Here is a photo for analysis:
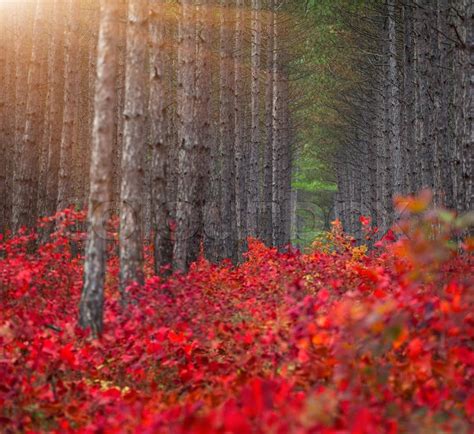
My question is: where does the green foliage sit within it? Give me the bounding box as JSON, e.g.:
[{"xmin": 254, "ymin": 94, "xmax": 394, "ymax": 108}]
[{"xmin": 288, "ymin": 0, "xmax": 360, "ymax": 243}]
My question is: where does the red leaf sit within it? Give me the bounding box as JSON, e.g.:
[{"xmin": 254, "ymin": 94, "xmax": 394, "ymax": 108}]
[{"xmin": 408, "ymin": 338, "xmax": 423, "ymax": 359}]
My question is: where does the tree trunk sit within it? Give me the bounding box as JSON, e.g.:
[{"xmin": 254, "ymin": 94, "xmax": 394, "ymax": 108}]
[
  {"xmin": 57, "ymin": 0, "xmax": 80, "ymax": 211},
  {"xmin": 12, "ymin": 0, "xmax": 48, "ymax": 231},
  {"xmin": 173, "ymin": 0, "xmax": 198, "ymax": 270},
  {"xmin": 402, "ymin": 1, "xmax": 417, "ymax": 195},
  {"xmin": 80, "ymin": 0, "xmax": 119, "ymax": 337},
  {"xmin": 150, "ymin": 0, "xmax": 173, "ymax": 273},
  {"xmin": 248, "ymin": 0, "xmax": 261, "ymax": 238},
  {"xmin": 41, "ymin": 0, "xmax": 65, "ymax": 218},
  {"xmin": 119, "ymin": 0, "xmax": 148, "ymax": 292},
  {"xmin": 272, "ymin": 4, "xmax": 289, "ymax": 247},
  {"xmin": 259, "ymin": 0, "xmax": 273, "ymax": 245},
  {"xmin": 14, "ymin": 3, "xmax": 34, "ymax": 170},
  {"xmin": 0, "ymin": 6, "xmax": 9, "ymax": 232},
  {"xmin": 387, "ymin": 0, "xmax": 402, "ymax": 196},
  {"xmin": 195, "ymin": 0, "xmax": 212, "ymax": 260},
  {"xmin": 113, "ymin": 3, "xmax": 127, "ymax": 214},
  {"xmin": 219, "ymin": 0, "xmax": 237, "ymax": 261},
  {"xmin": 234, "ymin": 0, "xmax": 247, "ymax": 257}
]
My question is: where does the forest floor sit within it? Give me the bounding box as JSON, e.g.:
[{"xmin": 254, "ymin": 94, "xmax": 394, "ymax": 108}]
[{"xmin": 0, "ymin": 196, "xmax": 473, "ymax": 433}]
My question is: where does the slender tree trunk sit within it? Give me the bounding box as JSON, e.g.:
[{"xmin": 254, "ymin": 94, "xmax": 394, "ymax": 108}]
[
  {"xmin": 466, "ymin": 1, "xmax": 474, "ymax": 214},
  {"xmin": 80, "ymin": 0, "xmax": 119, "ymax": 336},
  {"xmin": 150, "ymin": 0, "xmax": 173, "ymax": 273},
  {"xmin": 387, "ymin": 0, "xmax": 402, "ymax": 196},
  {"xmin": 57, "ymin": 0, "xmax": 80, "ymax": 211},
  {"xmin": 403, "ymin": 1, "xmax": 417, "ymax": 195},
  {"xmin": 415, "ymin": 2, "xmax": 434, "ymax": 190},
  {"xmin": 14, "ymin": 4, "xmax": 34, "ymax": 169},
  {"xmin": 12, "ymin": 0, "xmax": 48, "ymax": 231},
  {"xmin": 204, "ymin": 2, "xmax": 222, "ymax": 262},
  {"xmin": 219, "ymin": 0, "xmax": 237, "ymax": 261},
  {"xmin": 248, "ymin": 0, "xmax": 261, "ymax": 238},
  {"xmin": 173, "ymin": 0, "xmax": 198, "ymax": 270},
  {"xmin": 260, "ymin": 0, "xmax": 273, "ymax": 245},
  {"xmin": 85, "ymin": 0, "xmax": 100, "ymax": 204},
  {"xmin": 196, "ymin": 0, "xmax": 212, "ymax": 260},
  {"xmin": 281, "ymin": 68, "xmax": 292, "ymax": 245},
  {"xmin": 433, "ymin": 0, "xmax": 449, "ymax": 206},
  {"xmin": 234, "ymin": 0, "xmax": 247, "ymax": 257},
  {"xmin": 119, "ymin": 0, "xmax": 148, "ymax": 292},
  {"xmin": 42, "ymin": 0, "xmax": 65, "ymax": 218},
  {"xmin": 4, "ymin": 10, "xmax": 16, "ymax": 232},
  {"xmin": 272, "ymin": 4, "xmax": 289, "ymax": 247},
  {"xmin": 0, "ymin": 6, "xmax": 8, "ymax": 232},
  {"xmin": 113, "ymin": 1, "xmax": 127, "ymax": 212}
]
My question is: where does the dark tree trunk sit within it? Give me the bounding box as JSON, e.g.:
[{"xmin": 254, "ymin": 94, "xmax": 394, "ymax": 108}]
[
  {"xmin": 248, "ymin": 0, "xmax": 261, "ymax": 239},
  {"xmin": 150, "ymin": 0, "xmax": 173, "ymax": 273},
  {"xmin": 173, "ymin": 0, "xmax": 199, "ymax": 270},
  {"xmin": 219, "ymin": 0, "xmax": 237, "ymax": 261},
  {"xmin": 259, "ymin": 0, "xmax": 274, "ymax": 245}
]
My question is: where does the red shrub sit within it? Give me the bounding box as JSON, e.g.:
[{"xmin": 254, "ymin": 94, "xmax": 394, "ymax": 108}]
[{"xmin": 0, "ymin": 200, "xmax": 473, "ymax": 433}]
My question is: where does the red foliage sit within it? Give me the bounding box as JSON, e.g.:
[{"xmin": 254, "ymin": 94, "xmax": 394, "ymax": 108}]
[{"xmin": 0, "ymin": 203, "xmax": 473, "ymax": 433}]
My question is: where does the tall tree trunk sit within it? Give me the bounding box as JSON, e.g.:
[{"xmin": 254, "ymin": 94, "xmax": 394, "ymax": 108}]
[
  {"xmin": 248, "ymin": 0, "xmax": 261, "ymax": 238},
  {"xmin": 415, "ymin": 1, "xmax": 434, "ymax": 191},
  {"xmin": 436, "ymin": 0, "xmax": 450, "ymax": 207},
  {"xmin": 234, "ymin": 0, "xmax": 247, "ymax": 257},
  {"xmin": 12, "ymin": 0, "xmax": 47, "ymax": 231},
  {"xmin": 204, "ymin": 1, "xmax": 222, "ymax": 263},
  {"xmin": 260, "ymin": 0, "xmax": 273, "ymax": 245},
  {"xmin": 80, "ymin": 0, "xmax": 119, "ymax": 336},
  {"xmin": 85, "ymin": 0, "xmax": 100, "ymax": 204},
  {"xmin": 57, "ymin": 0, "xmax": 80, "ymax": 211},
  {"xmin": 173, "ymin": 0, "xmax": 198, "ymax": 270},
  {"xmin": 196, "ymin": 0, "xmax": 212, "ymax": 260},
  {"xmin": 219, "ymin": 0, "xmax": 237, "ymax": 261},
  {"xmin": 119, "ymin": 0, "xmax": 148, "ymax": 292},
  {"xmin": 113, "ymin": 2, "xmax": 127, "ymax": 214},
  {"xmin": 150, "ymin": 0, "xmax": 173, "ymax": 273},
  {"xmin": 466, "ymin": 1, "xmax": 474, "ymax": 214},
  {"xmin": 42, "ymin": 0, "xmax": 65, "ymax": 218},
  {"xmin": 402, "ymin": 1, "xmax": 417, "ymax": 195},
  {"xmin": 272, "ymin": 3, "xmax": 290, "ymax": 247},
  {"xmin": 4, "ymin": 9, "xmax": 16, "ymax": 232},
  {"xmin": 14, "ymin": 4, "xmax": 34, "ymax": 169},
  {"xmin": 387, "ymin": 0, "xmax": 402, "ymax": 196},
  {"xmin": 0, "ymin": 5, "xmax": 8, "ymax": 232}
]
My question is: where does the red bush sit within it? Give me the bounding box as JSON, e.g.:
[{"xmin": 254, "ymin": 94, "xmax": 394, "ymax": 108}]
[{"xmin": 0, "ymin": 200, "xmax": 473, "ymax": 433}]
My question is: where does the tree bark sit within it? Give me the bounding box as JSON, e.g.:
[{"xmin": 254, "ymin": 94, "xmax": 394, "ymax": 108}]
[
  {"xmin": 173, "ymin": 0, "xmax": 199, "ymax": 270},
  {"xmin": 248, "ymin": 0, "xmax": 261, "ymax": 238},
  {"xmin": 150, "ymin": 0, "xmax": 173, "ymax": 273},
  {"xmin": 41, "ymin": 0, "xmax": 65, "ymax": 218},
  {"xmin": 57, "ymin": 0, "xmax": 80, "ymax": 211},
  {"xmin": 80, "ymin": 0, "xmax": 119, "ymax": 336},
  {"xmin": 387, "ymin": 0, "xmax": 402, "ymax": 196},
  {"xmin": 234, "ymin": 0, "xmax": 247, "ymax": 257},
  {"xmin": 12, "ymin": 0, "xmax": 48, "ymax": 231},
  {"xmin": 195, "ymin": 0, "xmax": 212, "ymax": 261},
  {"xmin": 219, "ymin": 0, "xmax": 237, "ymax": 261},
  {"xmin": 272, "ymin": 4, "xmax": 291, "ymax": 247},
  {"xmin": 259, "ymin": 0, "xmax": 273, "ymax": 245},
  {"xmin": 119, "ymin": 0, "xmax": 148, "ymax": 292},
  {"xmin": 0, "ymin": 5, "xmax": 9, "ymax": 232}
]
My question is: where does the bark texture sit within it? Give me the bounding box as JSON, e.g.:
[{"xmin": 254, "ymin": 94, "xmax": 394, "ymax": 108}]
[
  {"xmin": 80, "ymin": 0, "xmax": 119, "ymax": 336},
  {"xmin": 119, "ymin": 0, "xmax": 148, "ymax": 292}
]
